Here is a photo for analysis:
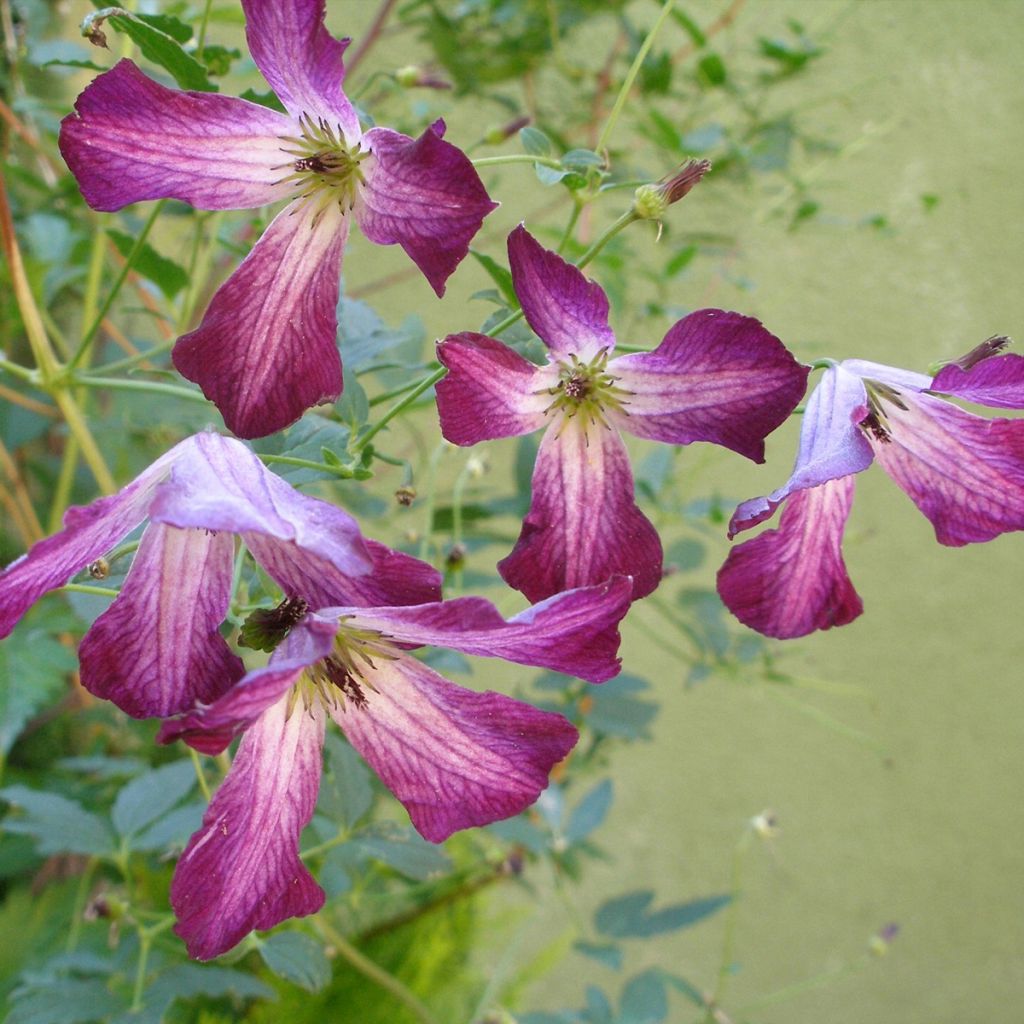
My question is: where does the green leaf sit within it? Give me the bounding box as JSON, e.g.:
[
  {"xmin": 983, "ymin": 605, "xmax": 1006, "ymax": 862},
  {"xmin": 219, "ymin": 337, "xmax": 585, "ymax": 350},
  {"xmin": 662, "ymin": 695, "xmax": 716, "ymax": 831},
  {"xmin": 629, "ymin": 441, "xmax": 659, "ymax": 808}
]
[
  {"xmin": 107, "ymin": 230, "xmax": 189, "ymax": 300},
  {"xmin": 319, "ymin": 733, "xmax": 372, "ymax": 830},
  {"xmin": 107, "ymin": 14, "xmax": 216, "ymax": 92},
  {"xmin": 134, "ymin": 12, "xmax": 193, "ymax": 43},
  {"xmin": 565, "ymin": 779, "xmax": 613, "ymax": 843},
  {"xmin": 7, "ymin": 978, "xmax": 125, "ymax": 1024},
  {"xmin": 469, "ymin": 249, "xmax": 519, "ymax": 309},
  {"xmin": 353, "ymin": 826, "xmax": 452, "ymax": 880},
  {"xmin": 336, "ymin": 365, "xmax": 369, "ymax": 429},
  {"xmin": 594, "ymin": 891, "xmax": 729, "ymax": 938},
  {"xmin": 519, "ymin": 125, "xmax": 553, "ymax": 156},
  {"xmin": 670, "ymin": 9, "xmax": 706, "ymax": 47},
  {"xmin": 696, "ymin": 52, "xmax": 728, "ymax": 87},
  {"xmin": 619, "ymin": 969, "xmax": 668, "ymax": 1024},
  {"xmin": 0, "ymin": 786, "xmax": 114, "ymax": 856},
  {"xmin": 132, "ymin": 800, "xmax": 204, "ymax": 851},
  {"xmin": 120, "ymin": 963, "xmax": 274, "ymax": 1024},
  {"xmin": 574, "ymin": 940, "xmax": 623, "ymax": 970},
  {"xmin": 259, "ymin": 932, "xmax": 331, "ymax": 993},
  {"xmin": 197, "ymin": 44, "xmax": 242, "ymax": 76},
  {"xmin": 111, "ymin": 760, "xmax": 196, "ymax": 839}
]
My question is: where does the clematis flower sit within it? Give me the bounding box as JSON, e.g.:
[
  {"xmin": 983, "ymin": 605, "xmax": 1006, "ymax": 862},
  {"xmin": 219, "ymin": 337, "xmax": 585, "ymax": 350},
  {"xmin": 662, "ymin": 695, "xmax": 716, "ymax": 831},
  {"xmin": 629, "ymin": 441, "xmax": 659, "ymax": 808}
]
[
  {"xmin": 0, "ymin": 431, "xmax": 439, "ymax": 718},
  {"xmin": 157, "ymin": 576, "xmax": 632, "ymax": 959},
  {"xmin": 58, "ymin": 0, "xmax": 496, "ymax": 439},
  {"xmin": 717, "ymin": 339, "xmax": 1024, "ymax": 639},
  {"xmin": 435, "ymin": 226, "xmax": 808, "ymax": 603}
]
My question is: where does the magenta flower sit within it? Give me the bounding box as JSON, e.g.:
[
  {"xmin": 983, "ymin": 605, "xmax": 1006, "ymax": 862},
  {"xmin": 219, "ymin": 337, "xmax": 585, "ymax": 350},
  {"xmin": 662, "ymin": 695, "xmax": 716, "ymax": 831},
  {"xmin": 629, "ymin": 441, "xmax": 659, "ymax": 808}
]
[
  {"xmin": 58, "ymin": 0, "xmax": 496, "ymax": 438},
  {"xmin": 157, "ymin": 576, "xmax": 632, "ymax": 959},
  {"xmin": 435, "ymin": 226, "xmax": 809, "ymax": 603},
  {"xmin": 0, "ymin": 432, "xmax": 438, "ymax": 718},
  {"xmin": 717, "ymin": 342, "xmax": 1024, "ymax": 639}
]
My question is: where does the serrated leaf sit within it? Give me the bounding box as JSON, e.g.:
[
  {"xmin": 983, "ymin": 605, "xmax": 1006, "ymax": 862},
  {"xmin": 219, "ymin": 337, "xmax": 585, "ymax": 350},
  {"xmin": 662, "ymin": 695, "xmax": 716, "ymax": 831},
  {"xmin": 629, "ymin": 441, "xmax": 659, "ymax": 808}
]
[
  {"xmin": 108, "ymin": 14, "xmax": 216, "ymax": 92},
  {"xmin": 259, "ymin": 932, "xmax": 331, "ymax": 993},
  {"xmin": 565, "ymin": 779, "xmax": 613, "ymax": 844},
  {"xmin": 117, "ymin": 963, "xmax": 274, "ymax": 1024},
  {"xmin": 594, "ymin": 891, "xmax": 730, "ymax": 939},
  {"xmin": 7, "ymin": 978, "xmax": 125, "ymax": 1024},
  {"xmin": 0, "ymin": 786, "xmax": 114, "ymax": 856},
  {"xmin": 519, "ymin": 125, "xmax": 553, "ymax": 156},
  {"xmin": 469, "ymin": 249, "xmax": 519, "ymax": 309},
  {"xmin": 108, "ymin": 230, "xmax": 189, "ymax": 300},
  {"xmin": 111, "ymin": 760, "xmax": 195, "ymax": 839}
]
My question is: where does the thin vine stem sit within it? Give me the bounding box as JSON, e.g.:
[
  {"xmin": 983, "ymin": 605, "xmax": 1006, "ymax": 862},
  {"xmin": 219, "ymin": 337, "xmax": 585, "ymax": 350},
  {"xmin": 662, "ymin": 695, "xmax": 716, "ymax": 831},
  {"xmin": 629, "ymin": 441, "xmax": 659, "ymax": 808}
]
[{"xmin": 472, "ymin": 153, "xmax": 564, "ymax": 170}]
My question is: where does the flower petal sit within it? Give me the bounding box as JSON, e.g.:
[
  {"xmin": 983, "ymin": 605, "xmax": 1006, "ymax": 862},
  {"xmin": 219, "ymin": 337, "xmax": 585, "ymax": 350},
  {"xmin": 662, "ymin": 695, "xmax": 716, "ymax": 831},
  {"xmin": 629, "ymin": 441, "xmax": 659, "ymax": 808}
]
[
  {"xmin": 58, "ymin": 60, "xmax": 294, "ymax": 212},
  {"xmin": 607, "ymin": 309, "xmax": 808, "ymax": 460},
  {"xmin": 728, "ymin": 364, "xmax": 874, "ymax": 536},
  {"xmin": 158, "ymin": 615, "xmax": 337, "ymax": 755},
  {"xmin": 148, "ymin": 433, "xmax": 373, "ymax": 581},
  {"xmin": 498, "ymin": 419, "xmax": 663, "ymax": 602},
  {"xmin": 931, "ymin": 352, "xmax": 1024, "ymax": 409},
  {"xmin": 435, "ymin": 332, "xmax": 550, "ymax": 444},
  {"xmin": 241, "ymin": 0, "xmax": 360, "ymax": 139},
  {"xmin": 171, "ymin": 694, "xmax": 326, "ymax": 959},
  {"xmin": 333, "ymin": 576, "xmax": 632, "ymax": 685},
  {"xmin": 870, "ymin": 391, "xmax": 1024, "ymax": 545},
  {"xmin": 79, "ymin": 524, "xmax": 243, "ymax": 718},
  {"xmin": 172, "ymin": 203, "xmax": 347, "ymax": 439},
  {"xmin": 357, "ymin": 123, "xmax": 497, "ymax": 296},
  {"xmin": 506, "ymin": 225, "xmax": 615, "ymax": 360},
  {"xmin": 717, "ymin": 476, "xmax": 862, "ymax": 639},
  {"xmin": 330, "ymin": 655, "xmax": 578, "ymax": 842},
  {"xmin": 0, "ymin": 444, "xmax": 181, "ymax": 639}
]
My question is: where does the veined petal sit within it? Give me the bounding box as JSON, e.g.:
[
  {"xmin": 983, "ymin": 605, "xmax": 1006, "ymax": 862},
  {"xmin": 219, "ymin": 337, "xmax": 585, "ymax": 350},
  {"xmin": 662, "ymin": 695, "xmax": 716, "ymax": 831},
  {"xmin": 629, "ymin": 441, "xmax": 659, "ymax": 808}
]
[
  {"xmin": 158, "ymin": 615, "xmax": 337, "ymax": 755},
  {"xmin": 172, "ymin": 203, "xmax": 347, "ymax": 439},
  {"xmin": 79, "ymin": 524, "xmax": 242, "ymax": 718},
  {"xmin": 330, "ymin": 655, "xmax": 578, "ymax": 842},
  {"xmin": 435, "ymin": 332, "xmax": 550, "ymax": 444},
  {"xmin": 870, "ymin": 392, "xmax": 1024, "ymax": 545},
  {"xmin": 499, "ymin": 419, "xmax": 662, "ymax": 602},
  {"xmin": 717, "ymin": 476, "xmax": 862, "ymax": 639},
  {"xmin": 357, "ymin": 123, "xmax": 497, "ymax": 297},
  {"xmin": 729, "ymin": 364, "xmax": 874, "ymax": 536},
  {"xmin": 332, "ymin": 576, "xmax": 632, "ymax": 685},
  {"xmin": 931, "ymin": 353, "xmax": 1024, "ymax": 409},
  {"xmin": 0, "ymin": 443, "xmax": 182, "ymax": 639},
  {"xmin": 149, "ymin": 433, "xmax": 372, "ymax": 580},
  {"xmin": 841, "ymin": 359, "xmax": 931, "ymax": 393},
  {"xmin": 507, "ymin": 225, "xmax": 615, "ymax": 360},
  {"xmin": 241, "ymin": 0, "xmax": 360, "ymax": 140},
  {"xmin": 171, "ymin": 694, "xmax": 326, "ymax": 960},
  {"xmin": 58, "ymin": 60, "xmax": 294, "ymax": 212},
  {"xmin": 607, "ymin": 309, "xmax": 808, "ymax": 460}
]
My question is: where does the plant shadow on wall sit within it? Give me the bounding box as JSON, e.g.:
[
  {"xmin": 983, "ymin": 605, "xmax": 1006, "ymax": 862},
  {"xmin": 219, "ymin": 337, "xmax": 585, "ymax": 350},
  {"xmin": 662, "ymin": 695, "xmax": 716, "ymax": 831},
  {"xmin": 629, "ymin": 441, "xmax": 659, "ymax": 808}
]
[{"xmin": 1, "ymin": 2, "xmax": 1020, "ymax": 1023}]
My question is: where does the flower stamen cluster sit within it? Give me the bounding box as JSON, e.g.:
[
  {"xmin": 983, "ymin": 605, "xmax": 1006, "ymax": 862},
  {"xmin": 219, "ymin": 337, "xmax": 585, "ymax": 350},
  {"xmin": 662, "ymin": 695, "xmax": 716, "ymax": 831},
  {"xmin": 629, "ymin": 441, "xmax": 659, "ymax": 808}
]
[
  {"xmin": 542, "ymin": 350, "xmax": 632, "ymax": 431},
  {"xmin": 303, "ymin": 622, "xmax": 396, "ymax": 714},
  {"xmin": 859, "ymin": 379, "xmax": 908, "ymax": 443}
]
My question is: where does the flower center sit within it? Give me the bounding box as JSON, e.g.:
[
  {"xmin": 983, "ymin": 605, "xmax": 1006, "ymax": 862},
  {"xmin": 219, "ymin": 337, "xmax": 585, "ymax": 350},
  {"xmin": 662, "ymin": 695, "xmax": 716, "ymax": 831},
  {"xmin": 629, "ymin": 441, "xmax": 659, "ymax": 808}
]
[
  {"xmin": 858, "ymin": 379, "xmax": 908, "ymax": 444},
  {"xmin": 541, "ymin": 350, "xmax": 631, "ymax": 429},
  {"xmin": 275, "ymin": 114, "xmax": 369, "ymax": 224}
]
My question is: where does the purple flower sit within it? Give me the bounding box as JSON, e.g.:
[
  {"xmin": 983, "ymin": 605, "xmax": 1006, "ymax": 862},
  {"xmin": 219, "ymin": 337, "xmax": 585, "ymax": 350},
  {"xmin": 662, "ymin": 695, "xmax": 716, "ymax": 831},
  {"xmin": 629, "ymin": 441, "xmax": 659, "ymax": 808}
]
[
  {"xmin": 58, "ymin": 0, "xmax": 497, "ymax": 439},
  {"xmin": 435, "ymin": 226, "xmax": 809, "ymax": 603},
  {"xmin": 717, "ymin": 343, "xmax": 1024, "ymax": 638},
  {"xmin": 0, "ymin": 432, "xmax": 438, "ymax": 717},
  {"xmin": 157, "ymin": 576, "xmax": 632, "ymax": 959}
]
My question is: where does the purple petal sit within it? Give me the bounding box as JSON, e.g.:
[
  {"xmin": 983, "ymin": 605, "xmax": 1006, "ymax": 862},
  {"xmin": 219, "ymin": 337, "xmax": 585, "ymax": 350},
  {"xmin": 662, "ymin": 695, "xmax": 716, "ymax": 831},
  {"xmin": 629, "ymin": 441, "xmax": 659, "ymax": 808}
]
[
  {"xmin": 0, "ymin": 444, "xmax": 181, "ymax": 639},
  {"xmin": 171, "ymin": 695, "xmax": 326, "ymax": 959},
  {"xmin": 172, "ymin": 203, "xmax": 347, "ymax": 439},
  {"xmin": 841, "ymin": 359, "xmax": 931, "ymax": 393},
  {"xmin": 870, "ymin": 391, "xmax": 1024, "ymax": 545},
  {"xmin": 506, "ymin": 225, "xmax": 615, "ymax": 360},
  {"xmin": 931, "ymin": 353, "xmax": 1024, "ymax": 409},
  {"xmin": 79, "ymin": 524, "xmax": 243, "ymax": 719},
  {"xmin": 58, "ymin": 60, "xmax": 293, "ymax": 212},
  {"xmin": 499, "ymin": 419, "xmax": 663, "ymax": 603},
  {"xmin": 158, "ymin": 616, "xmax": 337, "ymax": 755},
  {"xmin": 333, "ymin": 576, "xmax": 632, "ymax": 684},
  {"xmin": 330, "ymin": 655, "xmax": 578, "ymax": 842},
  {"xmin": 357, "ymin": 123, "xmax": 497, "ymax": 296},
  {"xmin": 435, "ymin": 332, "xmax": 550, "ymax": 444},
  {"xmin": 728, "ymin": 364, "xmax": 875, "ymax": 536},
  {"xmin": 241, "ymin": 0, "xmax": 360, "ymax": 140},
  {"xmin": 717, "ymin": 476, "xmax": 863, "ymax": 639},
  {"xmin": 607, "ymin": 309, "xmax": 809, "ymax": 460}
]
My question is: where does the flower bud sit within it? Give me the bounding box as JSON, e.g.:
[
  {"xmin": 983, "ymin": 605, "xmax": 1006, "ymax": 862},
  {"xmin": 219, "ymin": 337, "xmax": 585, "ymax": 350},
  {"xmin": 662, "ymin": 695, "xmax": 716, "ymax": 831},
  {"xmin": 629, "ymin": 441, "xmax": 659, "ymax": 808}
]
[
  {"xmin": 394, "ymin": 65, "xmax": 451, "ymax": 90},
  {"xmin": 633, "ymin": 159, "xmax": 712, "ymax": 220},
  {"xmin": 484, "ymin": 116, "xmax": 531, "ymax": 147},
  {"xmin": 395, "ymin": 485, "xmax": 416, "ymax": 507},
  {"xmin": 869, "ymin": 922, "xmax": 900, "ymax": 956}
]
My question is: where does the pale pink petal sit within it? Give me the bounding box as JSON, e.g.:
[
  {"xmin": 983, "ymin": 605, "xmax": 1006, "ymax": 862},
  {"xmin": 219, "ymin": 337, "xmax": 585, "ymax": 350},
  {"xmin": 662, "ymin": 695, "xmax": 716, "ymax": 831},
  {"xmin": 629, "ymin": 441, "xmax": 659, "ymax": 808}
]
[
  {"xmin": 172, "ymin": 203, "xmax": 347, "ymax": 439},
  {"xmin": 717, "ymin": 476, "xmax": 862, "ymax": 639},
  {"xmin": 841, "ymin": 359, "xmax": 931, "ymax": 393},
  {"xmin": 506, "ymin": 225, "xmax": 615, "ymax": 360},
  {"xmin": 332, "ymin": 576, "xmax": 632, "ymax": 684},
  {"xmin": 171, "ymin": 695, "xmax": 326, "ymax": 959},
  {"xmin": 241, "ymin": 0, "xmax": 360, "ymax": 140},
  {"xmin": 435, "ymin": 332, "xmax": 550, "ymax": 444},
  {"xmin": 58, "ymin": 60, "xmax": 294, "ymax": 212},
  {"xmin": 330, "ymin": 655, "xmax": 578, "ymax": 842},
  {"xmin": 931, "ymin": 352, "xmax": 1024, "ymax": 409},
  {"xmin": 357, "ymin": 123, "xmax": 497, "ymax": 296},
  {"xmin": 606, "ymin": 309, "xmax": 808, "ymax": 460},
  {"xmin": 498, "ymin": 419, "xmax": 662, "ymax": 603},
  {"xmin": 79, "ymin": 524, "xmax": 242, "ymax": 719},
  {"xmin": 870, "ymin": 392, "xmax": 1024, "ymax": 545}
]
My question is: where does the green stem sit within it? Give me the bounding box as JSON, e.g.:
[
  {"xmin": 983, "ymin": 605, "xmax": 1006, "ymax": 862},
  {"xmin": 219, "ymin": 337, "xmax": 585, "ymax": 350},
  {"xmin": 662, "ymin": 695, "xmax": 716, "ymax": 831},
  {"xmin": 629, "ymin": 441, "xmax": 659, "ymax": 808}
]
[
  {"xmin": 472, "ymin": 153, "xmax": 564, "ymax": 170},
  {"xmin": 69, "ymin": 200, "xmax": 166, "ymax": 371},
  {"xmin": 355, "ymin": 366, "xmax": 446, "ymax": 452},
  {"xmin": 557, "ymin": 197, "xmax": 584, "ymax": 253},
  {"xmin": 705, "ymin": 828, "xmax": 753, "ymax": 1023},
  {"xmin": 91, "ymin": 339, "xmax": 176, "ymax": 375},
  {"xmin": 418, "ymin": 442, "xmax": 448, "ymax": 562},
  {"xmin": 189, "ymin": 748, "xmax": 211, "ymax": 803},
  {"xmin": 0, "ymin": 354, "xmax": 34, "ymax": 382},
  {"xmin": 575, "ymin": 208, "xmax": 638, "ymax": 268},
  {"xmin": 596, "ymin": 0, "xmax": 678, "ymax": 153},
  {"xmin": 58, "ymin": 583, "xmax": 120, "ymax": 598},
  {"xmin": 315, "ymin": 919, "xmax": 441, "ymax": 1024},
  {"xmin": 195, "ymin": 0, "xmax": 213, "ymax": 51},
  {"xmin": 735, "ymin": 957, "xmax": 866, "ymax": 1014},
  {"xmin": 65, "ymin": 856, "xmax": 99, "ymax": 953},
  {"xmin": 131, "ymin": 928, "xmax": 152, "ymax": 1012},
  {"xmin": 257, "ymin": 453, "xmax": 367, "ymax": 480},
  {"xmin": 49, "ymin": 439, "xmax": 80, "ymax": 533},
  {"xmin": 71, "ymin": 374, "xmax": 208, "ymax": 404}
]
